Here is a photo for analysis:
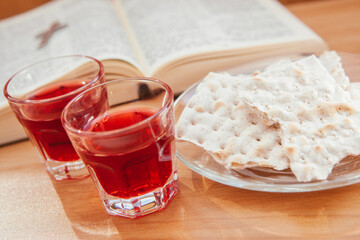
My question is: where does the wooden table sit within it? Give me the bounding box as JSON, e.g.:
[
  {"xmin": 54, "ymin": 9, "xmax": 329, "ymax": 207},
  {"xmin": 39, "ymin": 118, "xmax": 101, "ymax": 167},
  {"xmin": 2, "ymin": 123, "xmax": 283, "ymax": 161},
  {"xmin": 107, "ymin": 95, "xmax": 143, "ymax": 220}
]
[{"xmin": 1, "ymin": 0, "xmax": 360, "ymax": 239}]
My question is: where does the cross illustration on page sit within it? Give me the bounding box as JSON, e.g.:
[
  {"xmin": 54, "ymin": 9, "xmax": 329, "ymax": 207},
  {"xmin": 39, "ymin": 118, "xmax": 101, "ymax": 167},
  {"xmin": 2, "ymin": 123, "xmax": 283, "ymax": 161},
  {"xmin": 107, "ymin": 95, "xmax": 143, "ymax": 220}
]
[{"xmin": 36, "ymin": 21, "xmax": 67, "ymax": 49}]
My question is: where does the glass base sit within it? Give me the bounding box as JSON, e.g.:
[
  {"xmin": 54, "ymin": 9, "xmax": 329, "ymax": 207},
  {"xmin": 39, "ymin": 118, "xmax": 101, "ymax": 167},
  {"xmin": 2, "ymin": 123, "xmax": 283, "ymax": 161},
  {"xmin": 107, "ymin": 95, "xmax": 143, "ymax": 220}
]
[
  {"xmin": 99, "ymin": 172, "xmax": 178, "ymax": 218},
  {"xmin": 45, "ymin": 159, "xmax": 90, "ymax": 181}
]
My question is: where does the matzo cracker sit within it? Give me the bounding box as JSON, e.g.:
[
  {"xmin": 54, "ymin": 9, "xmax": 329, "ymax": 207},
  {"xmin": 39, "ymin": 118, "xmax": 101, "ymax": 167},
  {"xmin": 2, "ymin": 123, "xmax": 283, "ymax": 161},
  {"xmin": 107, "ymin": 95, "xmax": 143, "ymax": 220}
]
[
  {"xmin": 176, "ymin": 72, "xmax": 289, "ymax": 170},
  {"xmin": 319, "ymin": 51, "xmax": 350, "ymax": 89},
  {"xmin": 240, "ymin": 55, "xmax": 360, "ymax": 181}
]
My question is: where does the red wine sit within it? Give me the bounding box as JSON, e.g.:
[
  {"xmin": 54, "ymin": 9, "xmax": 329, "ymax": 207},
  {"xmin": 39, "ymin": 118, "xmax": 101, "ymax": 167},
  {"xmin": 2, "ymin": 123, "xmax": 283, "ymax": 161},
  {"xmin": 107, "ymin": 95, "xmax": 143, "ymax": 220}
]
[
  {"xmin": 78, "ymin": 108, "xmax": 174, "ymax": 199},
  {"xmin": 17, "ymin": 81, "xmax": 87, "ymax": 162}
]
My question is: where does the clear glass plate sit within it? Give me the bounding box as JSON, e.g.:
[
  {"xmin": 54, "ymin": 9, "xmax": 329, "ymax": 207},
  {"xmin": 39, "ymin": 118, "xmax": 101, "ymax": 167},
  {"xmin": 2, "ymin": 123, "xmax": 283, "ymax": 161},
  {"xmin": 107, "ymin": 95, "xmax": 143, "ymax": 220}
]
[{"xmin": 174, "ymin": 52, "xmax": 360, "ymax": 192}]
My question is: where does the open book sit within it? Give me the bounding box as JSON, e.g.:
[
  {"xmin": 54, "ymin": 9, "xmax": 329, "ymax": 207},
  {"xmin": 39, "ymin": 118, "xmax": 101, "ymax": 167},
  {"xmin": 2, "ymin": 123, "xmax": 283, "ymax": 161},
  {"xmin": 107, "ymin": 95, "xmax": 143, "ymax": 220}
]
[{"xmin": 0, "ymin": 0, "xmax": 327, "ymax": 145}]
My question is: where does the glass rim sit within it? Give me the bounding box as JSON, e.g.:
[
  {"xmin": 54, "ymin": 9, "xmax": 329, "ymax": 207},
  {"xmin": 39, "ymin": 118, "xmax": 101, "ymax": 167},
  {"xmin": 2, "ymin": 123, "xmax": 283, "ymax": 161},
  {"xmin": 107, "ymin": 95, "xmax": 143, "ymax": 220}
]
[
  {"xmin": 61, "ymin": 77, "xmax": 174, "ymax": 137},
  {"xmin": 3, "ymin": 55, "xmax": 104, "ymax": 105}
]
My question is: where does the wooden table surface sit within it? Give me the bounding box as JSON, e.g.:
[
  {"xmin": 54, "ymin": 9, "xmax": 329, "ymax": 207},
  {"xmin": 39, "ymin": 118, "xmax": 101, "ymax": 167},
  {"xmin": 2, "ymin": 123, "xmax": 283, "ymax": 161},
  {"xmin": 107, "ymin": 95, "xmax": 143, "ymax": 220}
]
[{"xmin": 1, "ymin": 0, "xmax": 360, "ymax": 239}]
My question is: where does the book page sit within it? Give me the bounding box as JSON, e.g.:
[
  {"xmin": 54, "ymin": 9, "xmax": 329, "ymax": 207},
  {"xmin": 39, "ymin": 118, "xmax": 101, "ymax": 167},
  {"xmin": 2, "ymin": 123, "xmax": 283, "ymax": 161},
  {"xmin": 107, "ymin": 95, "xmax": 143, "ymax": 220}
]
[
  {"xmin": 119, "ymin": 0, "xmax": 324, "ymax": 74},
  {"xmin": 0, "ymin": 0, "xmax": 139, "ymax": 109}
]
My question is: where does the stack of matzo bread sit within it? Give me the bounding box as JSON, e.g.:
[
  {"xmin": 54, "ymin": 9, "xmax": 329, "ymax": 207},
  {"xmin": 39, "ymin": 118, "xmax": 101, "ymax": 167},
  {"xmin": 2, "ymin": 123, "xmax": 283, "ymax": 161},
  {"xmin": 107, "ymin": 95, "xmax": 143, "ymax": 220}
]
[{"xmin": 176, "ymin": 51, "xmax": 360, "ymax": 182}]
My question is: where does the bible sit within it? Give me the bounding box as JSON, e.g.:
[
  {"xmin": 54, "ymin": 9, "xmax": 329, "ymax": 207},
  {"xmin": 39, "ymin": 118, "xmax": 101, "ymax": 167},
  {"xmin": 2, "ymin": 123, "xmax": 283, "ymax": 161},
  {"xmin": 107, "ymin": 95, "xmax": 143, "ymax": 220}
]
[{"xmin": 0, "ymin": 0, "xmax": 327, "ymax": 145}]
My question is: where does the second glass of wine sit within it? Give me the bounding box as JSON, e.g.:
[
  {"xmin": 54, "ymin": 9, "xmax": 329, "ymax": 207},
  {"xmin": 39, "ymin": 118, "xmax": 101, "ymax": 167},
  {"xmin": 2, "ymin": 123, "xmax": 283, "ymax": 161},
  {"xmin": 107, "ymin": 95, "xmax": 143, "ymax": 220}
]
[{"xmin": 62, "ymin": 78, "xmax": 179, "ymax": 218}]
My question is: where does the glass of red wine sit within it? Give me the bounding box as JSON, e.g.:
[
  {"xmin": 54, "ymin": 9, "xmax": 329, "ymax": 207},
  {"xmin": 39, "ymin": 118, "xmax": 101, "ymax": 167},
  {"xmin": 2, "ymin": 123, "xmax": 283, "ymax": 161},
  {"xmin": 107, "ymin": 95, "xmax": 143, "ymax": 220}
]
[
  {"xmin": 4, "ymin": 55, "xmax": 105, "ymax": 180},
  {"xmin": 61, "ymin": 78, "xmax": 178, "ymax": 218}
]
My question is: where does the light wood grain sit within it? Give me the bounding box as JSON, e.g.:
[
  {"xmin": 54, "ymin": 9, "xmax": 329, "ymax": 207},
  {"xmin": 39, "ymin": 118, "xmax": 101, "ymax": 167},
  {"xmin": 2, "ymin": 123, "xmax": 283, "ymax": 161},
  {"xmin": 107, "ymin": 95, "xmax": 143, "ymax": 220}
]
[
  {"xmin": 1, "ymin": 0, "xmax": 360, "ymax": 239},
  {"xmin": 0, "ymin": 0, "xmax": 50, "ymax": 20},
  {"xmin": 286, "ymin": 0, "xmax": 360, "ymax": 54},
  {"xmin": 3, "ymin": 137, "xmax": 360, "ymax": 239}
]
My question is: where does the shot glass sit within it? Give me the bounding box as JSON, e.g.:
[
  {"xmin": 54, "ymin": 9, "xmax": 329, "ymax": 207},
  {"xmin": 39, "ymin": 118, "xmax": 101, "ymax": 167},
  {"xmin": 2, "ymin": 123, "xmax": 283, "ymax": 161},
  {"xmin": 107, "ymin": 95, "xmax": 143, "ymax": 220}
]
[
  {"xmin": 62, "ymin": 78, "xmax": 178, "ymax": 218},
  {"xmin": 4, "ymin": 55, "xmax": 105, "ymax": 180}
]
